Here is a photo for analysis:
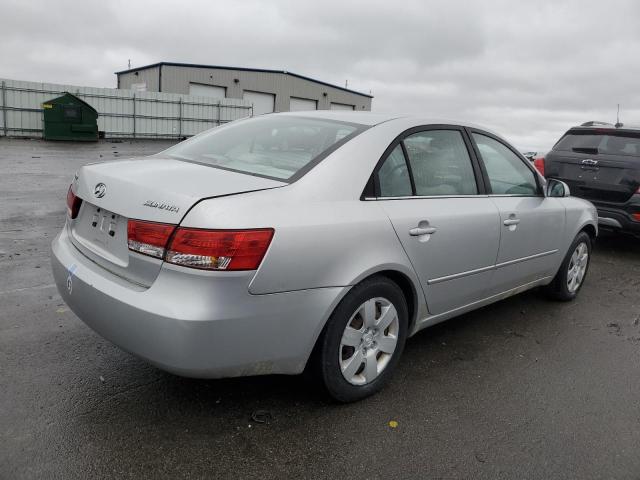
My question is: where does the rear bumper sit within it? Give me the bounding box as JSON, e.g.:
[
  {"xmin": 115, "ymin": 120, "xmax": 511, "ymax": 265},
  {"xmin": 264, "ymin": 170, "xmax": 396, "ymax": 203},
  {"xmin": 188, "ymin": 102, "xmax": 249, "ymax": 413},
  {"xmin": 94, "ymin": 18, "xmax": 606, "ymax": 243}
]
[
  {"xmin": 595, "ymin": 199, "xmax": 640, "ymax": 234},
  {"xmin": 51, "ymin": 226, "xmax": 346, "ymax": 378}
]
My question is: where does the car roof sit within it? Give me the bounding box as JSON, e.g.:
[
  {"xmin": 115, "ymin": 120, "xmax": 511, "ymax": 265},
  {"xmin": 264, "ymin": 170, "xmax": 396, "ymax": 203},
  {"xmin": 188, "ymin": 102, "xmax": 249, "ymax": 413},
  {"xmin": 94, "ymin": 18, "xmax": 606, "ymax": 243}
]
[
  {"xmin": 570, "ymin": 122, "xmax": 640, "ymax": 133},
  {"xmin": 276, "ymin": 110, "xmax": 400, "ymax": 126},
  {"xmin": 275, "ymin": 111, "xmax": 505, "ymax": 137}
]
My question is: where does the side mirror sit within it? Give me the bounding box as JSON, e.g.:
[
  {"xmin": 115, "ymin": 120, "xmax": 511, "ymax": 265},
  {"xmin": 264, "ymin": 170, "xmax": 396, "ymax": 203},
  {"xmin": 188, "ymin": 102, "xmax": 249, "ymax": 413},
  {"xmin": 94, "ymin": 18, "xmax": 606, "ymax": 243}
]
[{"xmin": 546, "ymin": 178, "xmax": 570, "ymax": 197}]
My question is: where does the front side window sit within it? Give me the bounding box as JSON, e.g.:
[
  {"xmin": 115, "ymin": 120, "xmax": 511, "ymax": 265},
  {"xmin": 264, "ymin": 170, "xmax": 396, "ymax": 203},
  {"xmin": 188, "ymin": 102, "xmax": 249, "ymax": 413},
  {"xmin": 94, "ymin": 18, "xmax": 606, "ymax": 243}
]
[
  {"xmin": 377, "ymin": 145, "xmax": 412, "ymax": 197},
  {"xmin": 403, "ymin": 130, "xmax": 477, "ymax": 196},
  {"xmin": 473, "ymin": 133, "xmax": 538, "ymax": 195},
  {"xmin": 163, "ymin": 116, "xmax": 363, "ymax": 181}
]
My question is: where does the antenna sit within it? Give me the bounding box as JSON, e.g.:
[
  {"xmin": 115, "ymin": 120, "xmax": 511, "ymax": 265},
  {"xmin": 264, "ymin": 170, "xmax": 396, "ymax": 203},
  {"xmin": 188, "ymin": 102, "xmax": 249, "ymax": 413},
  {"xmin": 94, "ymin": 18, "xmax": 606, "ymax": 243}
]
[
  {"xmin": 345, "ymin": 79, "xmax": 348, "ymax": 88},
  {"xmin": 128, "ymin": 59, "xmax": 131, "ymax": 69},
  {"xmin": 615, "ymin": 104, "xmax": 623, "ymax": 128}
]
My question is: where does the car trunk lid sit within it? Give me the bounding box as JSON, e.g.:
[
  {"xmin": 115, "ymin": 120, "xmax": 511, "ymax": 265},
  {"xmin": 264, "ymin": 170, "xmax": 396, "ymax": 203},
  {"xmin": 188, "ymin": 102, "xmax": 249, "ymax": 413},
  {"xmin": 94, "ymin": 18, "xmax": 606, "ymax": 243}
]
[{"xmin": 69, "ymin": 156, "xmax": 285, "ymax": 286}]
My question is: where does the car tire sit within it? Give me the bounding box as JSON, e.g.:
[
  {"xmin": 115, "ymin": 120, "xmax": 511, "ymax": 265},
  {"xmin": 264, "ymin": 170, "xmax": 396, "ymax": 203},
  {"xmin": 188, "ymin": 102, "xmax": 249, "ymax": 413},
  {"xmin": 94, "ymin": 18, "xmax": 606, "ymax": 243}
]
[
  {"xmin": 312, "ymin": 276, "xmax": 408, "ymax": 403},
  {"xmin": 545, "ymin": 231, "xmax": 592, "ymax": 301}
]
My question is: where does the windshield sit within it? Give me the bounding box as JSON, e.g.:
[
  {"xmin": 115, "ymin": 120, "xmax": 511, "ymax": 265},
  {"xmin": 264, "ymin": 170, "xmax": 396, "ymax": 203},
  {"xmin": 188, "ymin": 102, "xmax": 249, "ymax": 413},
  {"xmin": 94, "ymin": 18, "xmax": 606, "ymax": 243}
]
[
  {"xmin": 163, "ymin": 115, "xmax": 364, "ymax": 181},
  {"xmin": 555, "ymin": 130, "xmax": 640, "ymax": 157}
]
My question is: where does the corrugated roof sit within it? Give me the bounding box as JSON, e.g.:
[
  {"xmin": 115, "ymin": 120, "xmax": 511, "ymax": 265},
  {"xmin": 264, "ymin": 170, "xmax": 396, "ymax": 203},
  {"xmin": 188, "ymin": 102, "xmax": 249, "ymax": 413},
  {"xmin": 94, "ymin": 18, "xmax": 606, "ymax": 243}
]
[{"xmin": 114, "ymin": 62, "xmax": 373, "ymax": 98}]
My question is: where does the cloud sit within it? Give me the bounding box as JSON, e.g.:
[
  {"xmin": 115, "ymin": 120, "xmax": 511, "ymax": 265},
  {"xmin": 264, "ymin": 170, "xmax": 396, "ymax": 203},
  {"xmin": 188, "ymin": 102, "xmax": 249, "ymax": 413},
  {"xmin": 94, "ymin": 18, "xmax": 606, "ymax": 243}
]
[{"xmin": 1, "ymin": 0, "xmax": 639, "ymax": 150}]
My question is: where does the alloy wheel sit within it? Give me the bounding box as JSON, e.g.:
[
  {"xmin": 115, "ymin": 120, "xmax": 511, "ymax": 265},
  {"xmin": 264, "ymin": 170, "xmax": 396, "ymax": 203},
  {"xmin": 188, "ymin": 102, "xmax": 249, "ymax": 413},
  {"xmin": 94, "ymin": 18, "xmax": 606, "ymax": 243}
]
[
  {"xmin": 339, "ymin": 297, "xmax": 400, "ymax": 385},
  {"xmin": 567, "ymin": 241, "xmax": 589, "ymax": 293}
]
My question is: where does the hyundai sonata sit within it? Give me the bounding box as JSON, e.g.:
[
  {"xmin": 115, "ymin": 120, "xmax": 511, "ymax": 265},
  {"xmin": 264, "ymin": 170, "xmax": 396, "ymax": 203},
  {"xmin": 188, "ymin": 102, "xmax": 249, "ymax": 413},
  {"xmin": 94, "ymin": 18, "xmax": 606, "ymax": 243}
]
[{"xmin": 52, "ymin": 112, "xmax": 597, "ymax": 402}]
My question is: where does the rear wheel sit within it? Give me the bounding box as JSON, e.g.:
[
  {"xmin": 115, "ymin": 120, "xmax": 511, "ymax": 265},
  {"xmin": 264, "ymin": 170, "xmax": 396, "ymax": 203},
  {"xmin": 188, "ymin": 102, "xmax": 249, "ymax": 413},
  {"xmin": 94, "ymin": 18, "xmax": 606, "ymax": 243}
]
[
  {"xmin": 545, "ymin": 231, "xmax": 592, "ymax": 301},
  {"xmin": 313, "ymin": 276, "xmax": 408, "ymax": 402}
]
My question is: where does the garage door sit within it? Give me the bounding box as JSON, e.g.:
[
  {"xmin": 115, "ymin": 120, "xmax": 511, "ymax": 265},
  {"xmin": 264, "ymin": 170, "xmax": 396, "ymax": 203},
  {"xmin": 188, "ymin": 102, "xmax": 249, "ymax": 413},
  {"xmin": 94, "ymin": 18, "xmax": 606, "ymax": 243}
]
[
  {"xmin": 244, "ymin": 91, "xmax": 275, "ymax": 115},
  {"xmin": 330, "ymin": 102, "xmax": 355, "ymax": 111},
  {"xmin": 189, "ymin": 83, "xmax": 226, "ymax": 99},
  {"xmin": 289, "ymin": 97, "xmax": 317, "ymax": 112}
]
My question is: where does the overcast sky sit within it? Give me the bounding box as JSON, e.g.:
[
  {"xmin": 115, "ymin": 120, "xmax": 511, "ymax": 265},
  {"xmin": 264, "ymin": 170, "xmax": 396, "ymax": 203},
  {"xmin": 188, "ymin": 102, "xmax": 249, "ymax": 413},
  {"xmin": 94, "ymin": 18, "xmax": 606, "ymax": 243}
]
[{"xmin": 2, "ymin": 0, "xmax": 639, "ymax": 151}]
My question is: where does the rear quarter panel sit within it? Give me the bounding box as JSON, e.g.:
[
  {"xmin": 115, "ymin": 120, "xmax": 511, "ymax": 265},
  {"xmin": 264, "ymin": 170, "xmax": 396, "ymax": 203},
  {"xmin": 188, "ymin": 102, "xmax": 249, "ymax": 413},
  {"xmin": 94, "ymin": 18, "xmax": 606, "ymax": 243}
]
[{"xmin": 182, "ymin": 188, "xmax": 420, "ymax": 296}]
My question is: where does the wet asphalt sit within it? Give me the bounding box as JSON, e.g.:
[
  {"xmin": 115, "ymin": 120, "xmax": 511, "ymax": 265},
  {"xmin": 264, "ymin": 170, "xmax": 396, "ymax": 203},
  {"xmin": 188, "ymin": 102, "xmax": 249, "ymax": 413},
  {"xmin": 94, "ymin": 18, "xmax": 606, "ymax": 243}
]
[{"xmin": 1, "ymin": 138, "xmax": 639, "ymax": 480}]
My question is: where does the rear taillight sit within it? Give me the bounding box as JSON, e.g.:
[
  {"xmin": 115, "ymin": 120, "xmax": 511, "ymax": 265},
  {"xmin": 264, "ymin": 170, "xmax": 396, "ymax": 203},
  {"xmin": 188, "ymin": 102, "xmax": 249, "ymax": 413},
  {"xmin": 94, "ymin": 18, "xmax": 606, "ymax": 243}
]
[
  {"xmin": 127, "ymin": 221, "xmax": 274, "ymax": 270},
  {"xmin": 66, "ymin": 185, "xmax": 82, "ymax": 219},
  {"xmin": 632, "ymin": 214, "xmax": 640, "ymax": 222},
  {"xmin": 533, "ymin": 157, "xmax": 545, "ymax": 177},
  {"xmin": 127, "ymin": 220, "xmax": 175, "ymax": 259},
  {"xmin": 166, "ymin": 228, "xmax": 274, "ymax": 271},
  {"xmin": 636, "ymin": 186, "xmax": 640, "ymax": 194}
]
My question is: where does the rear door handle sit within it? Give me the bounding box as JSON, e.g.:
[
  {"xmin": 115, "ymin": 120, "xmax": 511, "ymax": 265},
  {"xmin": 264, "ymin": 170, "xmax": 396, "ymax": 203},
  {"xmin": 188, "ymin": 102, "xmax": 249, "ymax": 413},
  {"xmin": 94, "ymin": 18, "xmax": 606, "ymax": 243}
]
[
  {"xmin": 503, "ymin": 218, "xmax": 520, "ymax": 226},
  {"xmin": 409, "ymin": 226, "xmax": 437, "ymax": 236}
]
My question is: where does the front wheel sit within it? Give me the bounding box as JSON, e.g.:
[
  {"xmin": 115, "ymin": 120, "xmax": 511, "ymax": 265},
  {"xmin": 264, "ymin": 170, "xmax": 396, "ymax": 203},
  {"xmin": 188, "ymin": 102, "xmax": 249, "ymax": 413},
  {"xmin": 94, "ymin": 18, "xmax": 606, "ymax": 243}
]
[
  {"xmin": 545, "ymin": 231, "xmax": 592, "ymax": 301},
  {"xmin": 312, "ymin": 276, "xmax": 408, "ymax": 402}
]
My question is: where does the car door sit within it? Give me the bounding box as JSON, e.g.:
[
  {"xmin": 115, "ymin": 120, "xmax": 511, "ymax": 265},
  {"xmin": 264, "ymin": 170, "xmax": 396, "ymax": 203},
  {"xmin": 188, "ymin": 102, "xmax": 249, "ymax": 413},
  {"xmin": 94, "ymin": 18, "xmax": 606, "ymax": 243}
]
[
  {"xmin": 469, "ymin": 130, "xmax": 565, "ymax": 295},
  {"xmin": 374, "ymin": 127, "xmax": 501, "ymax": 315}
]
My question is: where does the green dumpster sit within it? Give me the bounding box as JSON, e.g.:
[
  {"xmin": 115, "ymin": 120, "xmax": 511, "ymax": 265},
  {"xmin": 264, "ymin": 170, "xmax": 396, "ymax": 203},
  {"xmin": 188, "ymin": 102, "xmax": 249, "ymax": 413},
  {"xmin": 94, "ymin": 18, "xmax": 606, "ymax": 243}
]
[{"xmin": 42, "ymin": 92, "xmax": 98, "ymax": 141}]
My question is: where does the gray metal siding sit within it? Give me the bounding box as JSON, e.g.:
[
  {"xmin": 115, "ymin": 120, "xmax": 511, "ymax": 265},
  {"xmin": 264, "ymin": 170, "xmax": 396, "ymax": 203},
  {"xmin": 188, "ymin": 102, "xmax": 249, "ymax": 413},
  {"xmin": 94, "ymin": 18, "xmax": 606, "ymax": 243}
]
[
  {"xmin": 118, "ymin": 65, "xmax": 160, "ymax": 92},
  {"xmin": 118, "ymin": 65, "xmax": 372, "ymax": 112}
]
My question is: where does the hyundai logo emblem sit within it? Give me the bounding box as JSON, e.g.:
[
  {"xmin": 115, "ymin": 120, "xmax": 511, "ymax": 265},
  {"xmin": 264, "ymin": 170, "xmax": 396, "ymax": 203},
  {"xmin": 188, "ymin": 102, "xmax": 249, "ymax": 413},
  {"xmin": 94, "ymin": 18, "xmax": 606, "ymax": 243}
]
[
  {"xmin": 94, "ymin": 183, "xmax": 107, "ymax": 198},
  {"xmin": 581, "ymin": 159, "xmax": 598, "ymax": 166}
]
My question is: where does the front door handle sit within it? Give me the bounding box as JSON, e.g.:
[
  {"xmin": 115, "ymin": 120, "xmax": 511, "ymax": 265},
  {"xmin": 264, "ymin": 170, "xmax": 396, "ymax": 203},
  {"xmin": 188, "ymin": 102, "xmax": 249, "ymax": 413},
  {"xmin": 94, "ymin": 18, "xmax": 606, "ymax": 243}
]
[
  {"xmin": 409, "ymin": 226, "xmax": 437, "ymax": 236},
  {"xmin": 503, "ymin": 218, "xmax": 521, "ymax": 226}
]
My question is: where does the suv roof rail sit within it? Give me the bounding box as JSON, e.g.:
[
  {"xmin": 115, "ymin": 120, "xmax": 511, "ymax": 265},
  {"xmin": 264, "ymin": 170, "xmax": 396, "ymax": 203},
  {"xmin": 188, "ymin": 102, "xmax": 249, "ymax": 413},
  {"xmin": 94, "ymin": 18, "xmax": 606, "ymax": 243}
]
[{"xmin": 580, "ymin": 121, "xmax": 614, "ymax": 127}]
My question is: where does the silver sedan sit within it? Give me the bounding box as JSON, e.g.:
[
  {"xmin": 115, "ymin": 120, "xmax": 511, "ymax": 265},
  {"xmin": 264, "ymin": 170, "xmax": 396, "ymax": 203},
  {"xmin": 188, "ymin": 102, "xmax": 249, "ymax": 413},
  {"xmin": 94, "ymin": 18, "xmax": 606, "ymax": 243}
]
[{"xmin": 51, "ymin": 112, "xmax": 597, "ymax": 402}]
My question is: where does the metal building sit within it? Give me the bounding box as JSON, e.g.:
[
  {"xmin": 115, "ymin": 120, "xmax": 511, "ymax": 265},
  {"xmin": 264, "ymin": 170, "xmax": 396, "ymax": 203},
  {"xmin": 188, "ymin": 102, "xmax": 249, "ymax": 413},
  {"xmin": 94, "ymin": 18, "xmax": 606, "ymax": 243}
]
[{"xmin": 115, "ymin": 62, "xmax": 373, "ymax": 115}]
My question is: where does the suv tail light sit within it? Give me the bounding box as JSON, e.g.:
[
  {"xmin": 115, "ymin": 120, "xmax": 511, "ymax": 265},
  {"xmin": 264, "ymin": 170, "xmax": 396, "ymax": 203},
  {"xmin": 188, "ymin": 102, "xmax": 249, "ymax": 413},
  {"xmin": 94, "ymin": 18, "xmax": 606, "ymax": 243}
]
[
  {"xmin": 166, "ymin": 228, "xmax": 274, "ymax": 270},
  {"xmin": 127, "ymin": 220, "xmax": 175, "ymax": 259},
  {"xmin": 66, "ymin": 185, "xmax": 82, "ymax": 219},
  {"xmin": 533, "ymin": 157, "xmax": 545, "ymax": 177},
  {"xmin": 632, "ymin": 213, "xmax": 640, "ymax": 222}
]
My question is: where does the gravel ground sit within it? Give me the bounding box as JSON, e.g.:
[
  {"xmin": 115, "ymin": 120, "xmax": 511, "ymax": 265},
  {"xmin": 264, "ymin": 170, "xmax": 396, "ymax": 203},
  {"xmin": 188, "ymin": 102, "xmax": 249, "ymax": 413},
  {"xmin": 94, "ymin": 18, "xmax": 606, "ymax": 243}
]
[{"xmin": 1, "ymin": 137, "xmax": 639, "ymax": 479}]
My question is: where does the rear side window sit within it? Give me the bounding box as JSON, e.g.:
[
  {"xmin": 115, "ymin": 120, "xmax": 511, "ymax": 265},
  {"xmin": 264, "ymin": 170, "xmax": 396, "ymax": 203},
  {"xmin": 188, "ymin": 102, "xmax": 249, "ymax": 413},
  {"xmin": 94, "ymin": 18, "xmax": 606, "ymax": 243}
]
[
  {"xmin": 403, "ymin": 130, "xmax": 477, "ymax": 196},
  {"xmin": 555, "ymin": 131, "xmax": 640, "ymax": 156},
  {"xmin": 473, "ymin": 133, "xmax": 538, "ymax": 196},
  {"xmin": 378, "ymin": 145, "xmax": 412, "ymax": 197}
]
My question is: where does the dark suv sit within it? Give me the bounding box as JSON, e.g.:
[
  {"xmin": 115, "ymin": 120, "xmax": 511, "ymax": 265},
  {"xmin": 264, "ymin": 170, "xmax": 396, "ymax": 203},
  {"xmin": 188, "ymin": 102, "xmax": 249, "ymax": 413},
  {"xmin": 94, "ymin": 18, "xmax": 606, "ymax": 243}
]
[{"xmin": 543, "ymin": 122, "xmax": 640, "ymax": 235}]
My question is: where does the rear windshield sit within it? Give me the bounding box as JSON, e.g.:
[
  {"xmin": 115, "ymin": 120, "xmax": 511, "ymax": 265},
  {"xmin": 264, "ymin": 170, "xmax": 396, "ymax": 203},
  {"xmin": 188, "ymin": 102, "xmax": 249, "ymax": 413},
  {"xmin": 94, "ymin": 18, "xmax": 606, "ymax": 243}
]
[
  {"xmin": 163, "ymin": 115, "xmax": 364, "ymax": 181},
  {"xmin": 555, "ymin": 130, "xmax": 640, "ymax": 157}
]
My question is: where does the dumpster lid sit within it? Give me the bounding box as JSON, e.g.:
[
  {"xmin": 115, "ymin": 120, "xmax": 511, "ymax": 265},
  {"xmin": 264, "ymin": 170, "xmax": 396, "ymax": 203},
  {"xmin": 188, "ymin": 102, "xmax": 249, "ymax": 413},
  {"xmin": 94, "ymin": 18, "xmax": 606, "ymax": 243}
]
[{"xmin": 43, "ymin": 92, "xmax": 97, "ymax": 114}]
